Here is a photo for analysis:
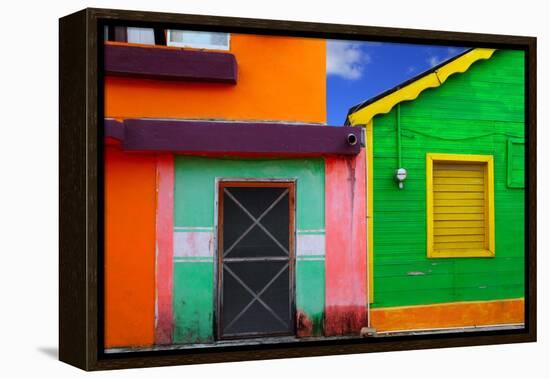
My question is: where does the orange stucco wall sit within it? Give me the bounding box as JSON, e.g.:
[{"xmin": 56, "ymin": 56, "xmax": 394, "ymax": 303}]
[
  {"xmin": 104, "ymin": 146, "xmax": 157, "ymax": 348},
  {"xmin": 105, "ymin": 34, "xmax": 327, "ymax": 123},
  {"xmin": 104, "ymin": 33, "xmax": 327, "ymax": 348}
]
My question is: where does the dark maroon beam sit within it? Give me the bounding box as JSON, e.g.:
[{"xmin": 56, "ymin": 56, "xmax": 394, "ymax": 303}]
[
  {"xmin": 108, "ymin": 119, "xmax": 362, "ymax": 156},
  {"xmin": 104, "ymin": 119, "xmax": 124, "ymax": 140},
  {"xmin": 104, "ymin": 44, "xmax": 238, "ymax": 84}
]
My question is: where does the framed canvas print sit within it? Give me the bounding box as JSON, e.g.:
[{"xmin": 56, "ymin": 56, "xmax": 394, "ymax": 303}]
[{"xmin": 59, "ymin": 8, "xmax": 536, "ymax": 371}]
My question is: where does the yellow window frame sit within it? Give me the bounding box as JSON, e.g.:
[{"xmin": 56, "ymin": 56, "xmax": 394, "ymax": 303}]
[{"xmin": 426, "ymin": 153, "xmax": 495, "ymax": 258}]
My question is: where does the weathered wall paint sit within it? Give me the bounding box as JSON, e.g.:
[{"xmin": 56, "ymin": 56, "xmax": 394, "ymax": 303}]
[
  {"xmin": 324, "ymin": 150, "xmax": 368, "ymax": 335},
  {"xmin": 104, "ymin": 146, "xmax": 157, "ymax": 348},
  {"xmin": 296, "ymin": 259, "xmax": 325, "ymax": 337},
  {"xmin": 371, "ymin": 298, "xmax": 524, "ymax": 332},
  {"xmin": 105, "ymin": 34, "xmax": 326, "ymax": 124},
  {"xmin": 174, "ymin": 228, "xmax": 214, "ymax": 259},
  {"xmin": 370, "ymin": 50, "xmax": 525, "ymax": 311},
  {"xmin": 296, "ymin": 230, "xmax": 326, "ymax": 337},
  {"xmin": 173, "ymin": 262, "xmax": 214, "ymax": 343},
  {"xmin": 173, "ymin": 156, "xmax": 326, "ymax": 343},
  {"xmin": 154, "ymin": 154, "xmax": 174, "ymax": 345}
]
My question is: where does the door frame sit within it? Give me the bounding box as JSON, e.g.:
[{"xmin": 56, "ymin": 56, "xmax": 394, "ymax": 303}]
[{"xmin": 214, "ymin": 178, "xmax": 297, "ymax": 341}]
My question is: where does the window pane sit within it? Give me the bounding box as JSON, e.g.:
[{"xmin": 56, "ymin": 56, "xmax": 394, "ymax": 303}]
[
  {"xmin": 210, "ymin": 32, "xmax": 229, "ymax": 46},
  {"xmin": 168, "ymin": 30, "xmax": 229, "ymax": 50},
  {"xmin": 127, "ymin": 27, "xmax": 155, "ymax": 45}
]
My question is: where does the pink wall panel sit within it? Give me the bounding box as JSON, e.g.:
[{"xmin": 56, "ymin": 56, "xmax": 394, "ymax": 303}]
[
  {"xmin": 155, "ymin": 154, "xmax": 175, "ymax": 344},
  {"xmin": 324, "ymin": 150, "xmax": 368, "ymax": 336}
]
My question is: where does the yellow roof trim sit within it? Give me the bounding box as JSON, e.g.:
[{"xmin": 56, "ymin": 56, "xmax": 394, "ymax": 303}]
[{"xmin": 348, "ymin": 48, "xmax": 497, "ymax": 126}]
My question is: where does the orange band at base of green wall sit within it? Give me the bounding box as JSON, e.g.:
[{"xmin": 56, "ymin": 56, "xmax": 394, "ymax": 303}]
[{"xmin": 371, "ymin": 298, "xmax": 524, "ymax": 332}]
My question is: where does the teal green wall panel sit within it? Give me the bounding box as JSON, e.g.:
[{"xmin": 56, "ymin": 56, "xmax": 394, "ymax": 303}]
[
  {"xmin": 174, "ymin": 156, "xmax": 325, "ymax": 230},
  {"xmin": 296, "ymin": 260, "xmax": 325, "ymax": 336},
  {"xmin": 173, "ymin": 262, "xmax": 214, "ymax": 344},
  {"xmin": 371, "ymin": 50, "xmax": 525, "ymax": 308},
  {"xmin": 173, "ymin": 156, "xmax": 326, "ymax": 342}
]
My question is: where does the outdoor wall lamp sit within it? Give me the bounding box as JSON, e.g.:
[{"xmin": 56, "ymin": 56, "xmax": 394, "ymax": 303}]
[{"xmin": 395, "ymin": 167, "xmax": 407, "ymax": 189}]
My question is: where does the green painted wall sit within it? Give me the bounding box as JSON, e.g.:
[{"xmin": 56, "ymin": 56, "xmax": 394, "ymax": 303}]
[
  {"xmin": 173, "ymin": 262, "xmax": 214, "ymax": 343},
  {"xmin": 173, "ymin": 156, "xmax": 326, "ymax": 343},
  {"xmin": 174, "ymin": 156, "xmax": 325, "ymax": 230},
  {"xmin": 296, "ymin": 260, "xmax": 325, "ymax": 336},
  {"xmin": 371, "ymin": 50, "xmax": 525, "ymax": 308}
]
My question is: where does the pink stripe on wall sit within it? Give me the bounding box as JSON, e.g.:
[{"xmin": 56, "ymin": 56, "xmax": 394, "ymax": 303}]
[
  {"xmin": 155, "ymin": 154, "xmax": 174, "ymax": 344},
  {"xmin": 324, "ymin": 150, "xmax": 368, "ymax": 336}
]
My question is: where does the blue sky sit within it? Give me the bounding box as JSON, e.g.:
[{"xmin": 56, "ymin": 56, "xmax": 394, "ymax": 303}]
[{"xmin": 326, "ymin": 41, "xmax": 468, "ymax": 125}]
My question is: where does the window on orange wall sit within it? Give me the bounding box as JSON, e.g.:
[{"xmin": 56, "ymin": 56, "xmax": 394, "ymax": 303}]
[
  {"xmin": 127, "ymin": 27, "xmax": 156, "ymax": 45},
  {"xmin": 166, "ymin": 30, "xmax": 230, "ymax": 50},
  {"xmin": 426, "ymin": 153, "xmax": 495, "ymax": 258}
]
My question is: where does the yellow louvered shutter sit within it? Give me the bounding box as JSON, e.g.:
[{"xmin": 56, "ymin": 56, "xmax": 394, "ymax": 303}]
[
  {"xmin": 433, "ymin": 162, "xmax": 486, "ymax": 251},
  {"xmin": 426, "ymin": 154, "xmax": 495, "ymax": 258}
]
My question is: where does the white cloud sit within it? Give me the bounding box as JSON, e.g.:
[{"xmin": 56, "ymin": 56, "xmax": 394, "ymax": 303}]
[
  {"xmin": 427, "ymin": 55, "xmax": 441, "ymax": 67},
  {"xmin": 447, "ymin": 47, "xmax": 461, "ymax": 55},
  {"xmin": 427, "ymin": 47, "xmax": 464, "ymax": 68},
  {"xmin": 327, "ymin": 40, "xmax": 371, "ymax": 80}
]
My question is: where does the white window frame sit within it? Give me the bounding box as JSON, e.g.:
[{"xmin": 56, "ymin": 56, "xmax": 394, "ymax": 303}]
[{"xmin": 166, "ymin": 30, "xmax": 230, "ymax": 51}]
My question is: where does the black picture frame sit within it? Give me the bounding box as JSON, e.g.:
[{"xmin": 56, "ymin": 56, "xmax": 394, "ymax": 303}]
[{"xmin": 59, "ymin": 7, "xmax": 536, "ymax": 371}]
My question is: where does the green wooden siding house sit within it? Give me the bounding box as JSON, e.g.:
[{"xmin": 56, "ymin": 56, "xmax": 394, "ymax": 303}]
[{"xmin": 347, "ymin": 48, "xmax": 525, "ymax": 332}]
